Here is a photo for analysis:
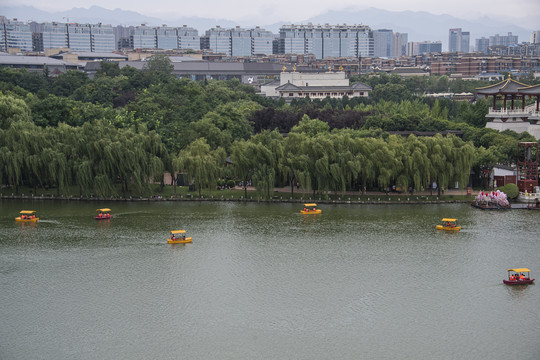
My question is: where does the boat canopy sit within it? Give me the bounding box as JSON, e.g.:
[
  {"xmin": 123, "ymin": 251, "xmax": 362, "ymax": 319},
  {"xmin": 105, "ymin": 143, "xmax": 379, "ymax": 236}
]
[
  {"xmin": 171, "ymin": 230, "xmax": 186, "ymax": 234},
  {"xmin": 508, "ymin": 268, "xmax": 530, "ymax": 272},
  {"xmin": 441, "ymin": 218, "xmax": 457, "ymax": 222},
  {"xmin": 20, "ymin": 210, "xmax": 37, "ymax": 214},
  {"xmin": 304, "ymin": 203, "xmax": 317, "ymax": 207},
  {"xmin": 97, "ymin": 208, "xmax": 111, "ymax": 212}
]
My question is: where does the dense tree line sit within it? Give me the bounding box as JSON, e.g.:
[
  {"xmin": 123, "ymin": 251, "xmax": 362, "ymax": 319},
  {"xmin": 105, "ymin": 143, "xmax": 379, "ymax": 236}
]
[{"xmin": 0, "ymin": 57, "xmax": 538, "ymax": 197}]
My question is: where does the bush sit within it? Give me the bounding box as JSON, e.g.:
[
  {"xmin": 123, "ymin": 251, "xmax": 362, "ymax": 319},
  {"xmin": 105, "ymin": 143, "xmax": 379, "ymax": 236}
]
[
  {"xmin": 226, "ymin": 180, "xmax": 236, "ymax": 189},
  {"xmin": 498, "ymin": 183, "xmax": 519, "ymax": 199}
]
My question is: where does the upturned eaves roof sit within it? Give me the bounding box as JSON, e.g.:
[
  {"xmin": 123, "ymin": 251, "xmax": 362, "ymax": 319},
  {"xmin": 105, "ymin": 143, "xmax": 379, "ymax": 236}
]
[
  {"xmin": 476, "ymin": 78, "xmax": 531, "ymax": 95},
  {"xmin": 518, "ymin": 83, "xmax": 540, "ymax": 95}
]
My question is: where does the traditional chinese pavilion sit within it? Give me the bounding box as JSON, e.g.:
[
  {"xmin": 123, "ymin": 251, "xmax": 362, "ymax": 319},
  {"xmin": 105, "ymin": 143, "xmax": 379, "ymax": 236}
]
[{"xmin": 476, "ymin": 78, "xmax": 540, "ymax": 139}]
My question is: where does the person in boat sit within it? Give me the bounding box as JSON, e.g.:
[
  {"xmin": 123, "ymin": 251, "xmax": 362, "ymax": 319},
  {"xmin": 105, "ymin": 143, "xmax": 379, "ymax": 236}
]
[
  {"xmin": 170, "ymin": 234, "xmax": 175, "ymax": 240},
  {"xmin": 510, "ymin": 274, "xmax": 516, "ymax": 281},
  {"xmin": 182, "ymin": 235, "xmax": 186, "ymax": 240},
  {"xmin": 520, "ymin": 273, "xmax": 526, "ymax": 280}
]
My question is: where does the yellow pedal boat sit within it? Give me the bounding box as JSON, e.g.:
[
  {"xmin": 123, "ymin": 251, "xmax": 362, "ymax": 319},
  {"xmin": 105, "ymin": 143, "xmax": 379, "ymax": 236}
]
[
  {"xmin": 15, "ymin": 210, "xmax": 39, "ymax": 222},
  {"xmin": 436, "ymin": 218, "xmax": 461, "ymax": 231},
  {"xmin": 167, "ymin": 230, "xmax": 192, "ymax": 244},
  {"xmin": 95, "ymin": 208, "xmax": 113, "ymax": 220},
  {"xmin": 300, "ymin": 203, "xmax": 322, "ymax": 215}
]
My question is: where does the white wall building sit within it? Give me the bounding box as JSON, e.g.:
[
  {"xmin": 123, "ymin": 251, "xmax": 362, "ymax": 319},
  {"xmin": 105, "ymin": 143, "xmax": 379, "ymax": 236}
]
[{"xmin": 262, "ymin": 70, "xmax": 371, "ymax": 100}]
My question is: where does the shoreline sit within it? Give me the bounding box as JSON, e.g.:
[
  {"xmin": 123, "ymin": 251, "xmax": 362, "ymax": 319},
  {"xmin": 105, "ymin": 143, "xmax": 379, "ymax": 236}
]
[{"xmin": 1, "ymin": 193, "xmax": 472, "ymax": 205}]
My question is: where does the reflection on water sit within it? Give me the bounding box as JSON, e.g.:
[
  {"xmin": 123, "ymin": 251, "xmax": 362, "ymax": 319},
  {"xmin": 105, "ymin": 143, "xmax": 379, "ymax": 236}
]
[{"xmin": 0, "ymin": 199, "xmax": 539, "ymax": 360}]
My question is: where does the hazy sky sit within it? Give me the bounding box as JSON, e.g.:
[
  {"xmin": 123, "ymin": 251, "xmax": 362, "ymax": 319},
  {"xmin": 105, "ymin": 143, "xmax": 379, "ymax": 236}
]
[{"xmin": 5, "ymin": 0, "xmax": 540, "ymax": 24}]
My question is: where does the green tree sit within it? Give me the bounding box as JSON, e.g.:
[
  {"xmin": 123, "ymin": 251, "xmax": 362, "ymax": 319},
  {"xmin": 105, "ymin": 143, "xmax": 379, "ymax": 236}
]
[
  {"xmin": 142, "ymin": 54, "xmax": 174, "ymax": 83},
  {"xmin": 0, "ymin": 92, "xmax": 32, "ymax": 129}
]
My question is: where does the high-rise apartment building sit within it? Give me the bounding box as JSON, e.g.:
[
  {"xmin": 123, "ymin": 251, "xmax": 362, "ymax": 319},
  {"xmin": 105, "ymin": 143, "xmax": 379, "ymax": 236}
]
[
  {"xmin": 531, "ymin": 31, "xmax": 540, "ymax": 44},
  {"xmin": 406, "ymin": 41, "xmax": 442, "ymax": 56},
  {"xmin": 393, "ymin": 32, "xmax": 408, "ymax": 57},
  {"xmin": 489, "ymin": 32, "xmax": 518, "ymax": 46},
  {"xmin": 449, "ymin": 28, "xmax": 469, "ymax": 53},
  {"xmin": 0, "ymin": 19, "xmax": 33, "ymax": 52},
  {"xmin": 461, "ymin": 31, "xmax": 470, "ymax": 53},
  {"xmin": 475, "ymin": 37, "xmax": 490, "ymax": 53},
  {"xmin": 278, "ymin": 24, "xmax": 373, "ymax": 59}
]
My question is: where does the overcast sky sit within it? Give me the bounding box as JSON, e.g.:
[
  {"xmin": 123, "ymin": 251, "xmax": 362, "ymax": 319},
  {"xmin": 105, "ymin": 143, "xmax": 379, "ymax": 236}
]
[{"xmin": 4, "ymin": 0, "xmax": 540, "ymax": 25}]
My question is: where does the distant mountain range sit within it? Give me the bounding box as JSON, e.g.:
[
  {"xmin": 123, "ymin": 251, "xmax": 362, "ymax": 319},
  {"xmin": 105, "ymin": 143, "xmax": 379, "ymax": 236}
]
[{"xmin": 1, "ymin": 5, "xmax": 536, "ymax": 49}]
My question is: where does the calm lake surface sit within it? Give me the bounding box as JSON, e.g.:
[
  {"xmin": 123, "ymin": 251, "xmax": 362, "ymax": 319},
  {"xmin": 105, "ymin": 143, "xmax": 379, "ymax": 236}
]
[{"xmin": 1, "ymin": 199, "xmax": 539, "ymax": 360}]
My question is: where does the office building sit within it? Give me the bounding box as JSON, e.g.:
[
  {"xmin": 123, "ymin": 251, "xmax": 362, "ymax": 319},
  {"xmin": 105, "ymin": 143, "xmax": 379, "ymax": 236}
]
[
  {"xmin": 131, "ymin": 25, "xmax": 157, "ymax": 49},
  {"xmin": 373, "ymin": 29, "xmax": 393, "ymax": 57},
  {"xmin": 1, "ymin": 19, "xmax": 33, "ymax": 52},
  {"xmin": 90, "ymin": 23, "xmax": 115, "ymax": 52},
  {"xmin": 38, "ymin": 21, "xmax": 115, "ymax": 52},
  {"xmin": 156, "ymin": 25, "xmax": 179, "ymax": 50},
  {"xmin": 204, "ymin": 26, "xmax": 232, "ymax": 55},
  {"xmin": 231, "ymin": 27, "xmax": 252, "ymax": 56},
  {"xmin": 278, "ymin": 24, "xmax": 373, "ymax": 60},
  {"xmin": 41, "ymin": 22, "xmax": 68, "ymax": 49},
  {"xmin": 67, "ymin": 23, "xmax": 92, "ymax": 52},
  {"xmin": 202, "ymin": 26, "xmax": 273, "ymax": 56},
  {"xmin": 178, "ymin": 26, "xmax": 200, "ymax": 51}
]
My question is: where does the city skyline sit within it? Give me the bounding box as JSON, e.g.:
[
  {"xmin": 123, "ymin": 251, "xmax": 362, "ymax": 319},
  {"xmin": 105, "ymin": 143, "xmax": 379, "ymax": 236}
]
[{"xmin": 2, "ymin": 0, "xmax": 539, "ymax": 29}]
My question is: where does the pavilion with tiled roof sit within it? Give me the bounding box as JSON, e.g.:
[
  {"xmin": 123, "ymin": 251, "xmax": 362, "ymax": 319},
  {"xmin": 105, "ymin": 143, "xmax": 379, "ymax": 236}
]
[
  {"xmin": 476, "ymin": 77, "xmax": 540, "ymax": 139},
  {"xmin": 476, "ymin": 77, "xmax": 534, "ymax": 111}
]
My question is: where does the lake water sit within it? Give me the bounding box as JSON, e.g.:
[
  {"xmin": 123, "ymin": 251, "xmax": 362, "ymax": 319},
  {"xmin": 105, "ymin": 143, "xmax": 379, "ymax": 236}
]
[{"xmin": 1, "ymin": 199, "xmax": 539, "ymax": 360}]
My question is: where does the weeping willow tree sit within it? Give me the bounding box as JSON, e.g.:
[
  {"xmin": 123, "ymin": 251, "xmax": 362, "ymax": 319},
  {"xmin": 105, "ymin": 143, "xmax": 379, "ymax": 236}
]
[
  {"xmin": 283, "ymin": 132, "xmax": 312, "ymax": 197},
  {"xmin": 174, "ymin": 138, "xmax": 225, "ymax": 197},
  {"xmin": 230, "ymin": 139, "xmax": 258, "ymax": 199},
  {"xmin": 249, "ymin": 130, "xmax": 283, "ymax": 200},
  {"xmin": 356, "ymin": 138, "xmax": 377, "ymax": 194},
  {"xmin": 422, "ymin": 134, "xmax": 475, "ymax": 195}
]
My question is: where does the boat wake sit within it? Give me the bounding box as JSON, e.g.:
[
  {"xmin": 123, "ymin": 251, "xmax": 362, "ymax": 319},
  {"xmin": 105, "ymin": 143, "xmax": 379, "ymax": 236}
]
[{"xmin": 37, "ymin": 220, "xmax": 61, "ymax": 224}]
